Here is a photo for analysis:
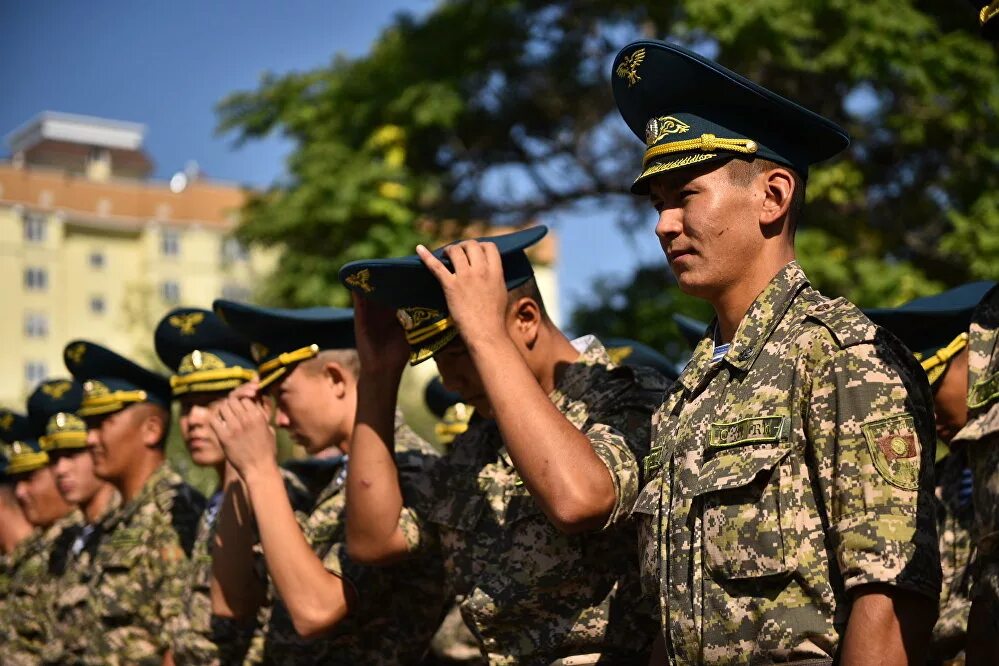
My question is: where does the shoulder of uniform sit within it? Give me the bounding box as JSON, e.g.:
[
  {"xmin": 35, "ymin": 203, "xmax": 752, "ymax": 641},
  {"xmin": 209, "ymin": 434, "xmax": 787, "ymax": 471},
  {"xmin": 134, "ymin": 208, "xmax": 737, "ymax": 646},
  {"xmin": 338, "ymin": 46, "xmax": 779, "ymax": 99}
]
[
  {"xmin": 604, "ymin": 364, "xmax": 670, "ymax": 413},
  {"xmin": 804, "ymin": 296, "xmax": 878, "ymax": 349},
  {"xmin": 154, "ymin": 478, "xmax": 207, "ymax": 514}
]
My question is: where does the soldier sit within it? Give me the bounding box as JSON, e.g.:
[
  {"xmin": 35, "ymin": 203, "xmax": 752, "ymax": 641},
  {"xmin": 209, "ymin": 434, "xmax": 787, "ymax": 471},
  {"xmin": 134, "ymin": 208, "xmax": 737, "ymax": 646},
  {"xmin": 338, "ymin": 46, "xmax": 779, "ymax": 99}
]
[
  {"xmin": 0, "ymin": 411, "xmax": 35, "ymax": 589},
  {"xmin": 29, "ymin": 378, "xmax": 120, "ymax": 666},
  {"xmin": 153, "ymin": 306, "xmax": 313, "ymax": 665},
  {"xmin": 611, "ymin": 41, "xmax": 941, "ymax": 663},
  {"xmin": 340, "ymin": 226, "xmax": 667, "ymax": 664},
  {"xmin": 64, "ymin": 340, "xmax": 206, "ymax": 665},
  {"xmin": 0, "ymin": 406, "xmax": 78, "ymax": 665},
  {"xmin": 957, "ymin": 285, "xmax": 999, "ymax": 664},
  {"xmin": 866, "ymin": 282, "xmax": 996, "ymax": 663},
  {"xmin": 208, "ymin": 302, "xmax": 447, "ymax": 664}
]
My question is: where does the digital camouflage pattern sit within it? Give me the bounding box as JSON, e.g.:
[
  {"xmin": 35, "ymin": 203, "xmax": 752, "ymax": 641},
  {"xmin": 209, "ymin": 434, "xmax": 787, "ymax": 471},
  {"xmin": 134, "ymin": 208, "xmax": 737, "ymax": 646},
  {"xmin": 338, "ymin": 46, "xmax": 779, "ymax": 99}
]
[
  {"xmin": 930, "ymin": 447, "xmax": 975, "ymax": 662},
  {"xmin": 0, "ymin": 509, "xmax": 80, "ymax": 665},
  {"xmin": 42, "ymin": 495, "xmax": 121, "ymax": 665},
  {"xmin": 76, "ymin": 463, "xmax": 205, "ymax": 666},
  {"xmin": 634, "ymin": 262, "xmax": 941, "ymax": 664},
  {"xmin": 953, "ymin": 284, "xmax": 999, "ymax": 629},
  {"xmin": 261, "ymin": 416, "xmax": 448, "ymax": 665},
  {"xmin": 399, "ymin": 337, "xmax": 666, "ymax": 665},
  {"xmin": 173, "ymin": 468, "xmax": 311, "ymax": 666}
]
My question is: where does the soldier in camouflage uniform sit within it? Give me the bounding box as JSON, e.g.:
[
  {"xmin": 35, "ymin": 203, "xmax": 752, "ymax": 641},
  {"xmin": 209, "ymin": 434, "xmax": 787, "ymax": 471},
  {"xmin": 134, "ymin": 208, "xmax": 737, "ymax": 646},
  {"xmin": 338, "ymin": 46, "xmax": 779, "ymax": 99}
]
[
  {"xmin": 866, "ymin": 282, "xmax": 997, "ymax": 663},
  {"xmin": 0, "ymin": 408, "xmax": 78, "ymax": 665},
  {"xmin": 208, "ymin": 302, "xmax": 447, "ymax": 665},
  {"xmin": 612, "ymin": 41, "xmax": 941, "ymax": 663},
  {"xmin": 23, "ymin": 378, "xmax": 119, "ymax": 665},
  {"xmin": 956, "ymin": 285, "xmax": 999, "ymax": 663},
  {"xmin": 153, "ymin": 306, "xmax": 315, "ymax": 665},
  {"xmin": 0, "ymin": 412, "xmax": 36, "ymax": 611},
  {"xmin": 64, "ymin": 340, "xmax": 206, "ymax": 666},
  {"xmin": 341, "ymin": 227, "xmax": 666, "ymax": 664}
]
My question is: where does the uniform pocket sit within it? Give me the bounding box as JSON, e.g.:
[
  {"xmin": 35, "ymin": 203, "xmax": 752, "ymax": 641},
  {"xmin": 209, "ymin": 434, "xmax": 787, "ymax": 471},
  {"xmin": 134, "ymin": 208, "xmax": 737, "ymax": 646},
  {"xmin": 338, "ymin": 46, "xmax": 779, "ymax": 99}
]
[
  {"xmin": 95, "ymin": 545, "xmax": 143, "ymax": 623},
  {"xmin": 631, "ymin": 476, "xmax": 663, "ymax": 596},
  {"xmin": 695, "ymin": 445, "xmax": 793, "ymax": 580}
]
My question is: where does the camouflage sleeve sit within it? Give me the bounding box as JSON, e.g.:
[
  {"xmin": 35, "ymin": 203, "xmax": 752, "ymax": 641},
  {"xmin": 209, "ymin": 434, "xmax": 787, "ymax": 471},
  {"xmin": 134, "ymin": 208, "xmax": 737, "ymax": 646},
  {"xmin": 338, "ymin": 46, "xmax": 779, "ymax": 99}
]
[
  {"xmin": 588, "ymin": 367, "xmax": 665, "ymax": 528},
  {"xmin": 158, "ymin": 490, "xmax": 213, "ymax": 660},
  {"xmin": 395, "ymin": 421, "xmax": 443, "ymax": 555},
  {"xmin": 807, "ymin": 338, "xmax": 941, "ymax": 601}
]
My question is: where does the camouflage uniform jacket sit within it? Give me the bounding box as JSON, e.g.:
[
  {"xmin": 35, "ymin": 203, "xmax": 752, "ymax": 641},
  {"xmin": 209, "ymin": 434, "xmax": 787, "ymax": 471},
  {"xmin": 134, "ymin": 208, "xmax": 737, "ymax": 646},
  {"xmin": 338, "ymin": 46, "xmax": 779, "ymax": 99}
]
[
  {"xmin": 634, "ymin": 261, "xmax": 941, "ymax": 665},
  {"xmin": 400, "ymin": 337, "xmax": 666, "ymax": 665},
  {"xmin": 0, "ymin": 509, "xmax": 81, "ymax": 664},
  {"xmin": 262, "ymin": 417, "xmax": 448, "ymax": 665},
  {"xmin": 42, "ymin": 494, "xmax": 121, "ymax": 666},
  {"xmin": 952, "ymin": 283, "xmax": 999, "ymax": 627},
  {"xmin": 79, "ymin": 462, "xmax": 206, "ymax": 666},
  {"xmin": 183, "ymin": 469, "xmax": 312, "ymax": 666},
  {"xmin": 930, "ymin": 447, "xmax": 975, "ymax": 662}
]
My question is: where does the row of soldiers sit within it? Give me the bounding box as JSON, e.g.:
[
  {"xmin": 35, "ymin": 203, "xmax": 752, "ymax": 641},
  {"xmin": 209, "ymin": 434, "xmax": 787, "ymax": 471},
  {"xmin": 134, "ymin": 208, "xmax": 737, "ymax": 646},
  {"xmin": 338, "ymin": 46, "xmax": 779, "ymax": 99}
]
[{"xmin": 3, "ymin": 9, "xmax": 999, "ymax": 666}]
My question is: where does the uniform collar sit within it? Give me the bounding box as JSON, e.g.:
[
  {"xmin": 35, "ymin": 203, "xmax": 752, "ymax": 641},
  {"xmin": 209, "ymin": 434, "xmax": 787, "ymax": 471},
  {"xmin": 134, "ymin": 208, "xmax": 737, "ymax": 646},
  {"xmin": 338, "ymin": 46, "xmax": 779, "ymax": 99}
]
[{"xmin": 723, "ymin": 261, "xmax": 809, "ymax": 372}]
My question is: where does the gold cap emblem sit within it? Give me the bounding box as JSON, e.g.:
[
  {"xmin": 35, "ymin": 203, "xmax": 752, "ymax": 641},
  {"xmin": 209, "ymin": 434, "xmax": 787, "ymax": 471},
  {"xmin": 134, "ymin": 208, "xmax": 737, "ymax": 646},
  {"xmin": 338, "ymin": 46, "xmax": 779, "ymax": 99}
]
[
  {"xmin": 345, "ymin": 269, "xmax": 374, "ymax": 294},
  {"xmin": 41, "ymin": 380, "xmax": 73, "ymax": 399},
  {"xmin": 251, "ymin": 343, "xmax": 270, "ymax": 362},
  {"xmin": 615, "ymin": 47, "xmax": 646, "ymax": 87},
  {"xmin": 169, "ymin": 312, "xmax": 205, "ymax": 335},
  {"xmin": 645, "ymin": 116, "xmax": 691, "ymax": 146},
  {"xmin": 66, "ymin": 343, "xmax": 87, "ymax": 365}
]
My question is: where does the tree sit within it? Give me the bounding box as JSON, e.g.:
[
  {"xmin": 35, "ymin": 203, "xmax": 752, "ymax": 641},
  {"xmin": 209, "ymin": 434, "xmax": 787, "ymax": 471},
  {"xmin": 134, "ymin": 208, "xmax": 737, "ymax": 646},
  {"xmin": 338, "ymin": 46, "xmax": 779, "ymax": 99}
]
[{"xmin": 218, "ymin": 0, "xmax": 999, "ymax": 337}]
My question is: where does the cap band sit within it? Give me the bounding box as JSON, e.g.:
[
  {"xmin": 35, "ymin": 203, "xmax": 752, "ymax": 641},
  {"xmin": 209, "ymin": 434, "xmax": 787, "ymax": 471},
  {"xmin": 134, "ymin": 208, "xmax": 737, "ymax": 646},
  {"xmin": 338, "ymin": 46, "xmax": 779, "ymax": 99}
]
[
  {"xmin": 5, "ymin": 444, "xmax": 50, "ymax": 475},
  {"xmin": 170, "ymin": 368, "xmax": 256, "ymax": 397},
  {"xmin": 79, "ymin": 383, "xmax": 149, "ymax": 417},
  {"xmin": 920, "ymin": 332, "xmax": 969, "ymax": 385},
  {"xmin": 983, "ymin": 0, "xmax": 999, "ymax": 25},
  {"xmin": 643, "ymin": 134, "xmax": 759, "ymax": 167},
  {"xmin": 405, "ymin": 317, "xmax": 455, "ymax": 345},
  {"xmin": 256, "ymin": 344, "xmax": 320, "ymax": 389}
]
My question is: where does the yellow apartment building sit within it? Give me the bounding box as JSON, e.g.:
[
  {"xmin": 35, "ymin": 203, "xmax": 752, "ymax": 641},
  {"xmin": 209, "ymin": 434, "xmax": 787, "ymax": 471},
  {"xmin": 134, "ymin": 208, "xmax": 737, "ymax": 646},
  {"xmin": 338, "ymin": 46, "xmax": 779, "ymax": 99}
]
[{"xmin": 0, "ymin": 112, "xmax": 277, "ymax": 408}]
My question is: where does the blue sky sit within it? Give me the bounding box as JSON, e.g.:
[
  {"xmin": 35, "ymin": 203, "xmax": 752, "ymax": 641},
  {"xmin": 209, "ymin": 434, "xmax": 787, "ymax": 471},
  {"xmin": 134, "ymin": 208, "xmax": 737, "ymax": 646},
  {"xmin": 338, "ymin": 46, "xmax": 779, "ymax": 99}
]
[{"xmin": 0, "ymin": 0, "xmax": 665, "ymax": 322}]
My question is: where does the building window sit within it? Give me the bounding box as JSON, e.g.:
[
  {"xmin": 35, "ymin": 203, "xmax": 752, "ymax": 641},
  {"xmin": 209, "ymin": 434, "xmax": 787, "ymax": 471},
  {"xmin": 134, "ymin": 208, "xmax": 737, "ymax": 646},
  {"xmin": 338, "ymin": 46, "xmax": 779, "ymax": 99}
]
[
  {"xmin": 24, "ymin": 313, "xmax": 48, "ymax": 338},
  {"xmin": 161, "ymin": 281, "xmax": 180, "ymax": 303},
  {"xmin": 89, "ymin": 251, "xmax": 105, "ymax": 269},
  {"xmin": 23, "ymin": 213, "xmax": 46, "ymax": 243},
  {"xmin": 24, "ymin": 267, "xmax": 48, "ymax": 291},
  {"xmin": 161, "ymin": 229, "xmax": 180, "ymax": 257},
  {"xmin": 221, "ymin": 284, "xmax": 252, "ymax": 301},
  {"xmin": 90, "ymin": 296, "xmax": 106, "ymax": 315},
  {"xmin": 222, "ymin": 238, "xmax": 249, "ymax": 263},
  {"xmin": 25, "ymin": 361, "xmax": 47, "ymax": 391}
]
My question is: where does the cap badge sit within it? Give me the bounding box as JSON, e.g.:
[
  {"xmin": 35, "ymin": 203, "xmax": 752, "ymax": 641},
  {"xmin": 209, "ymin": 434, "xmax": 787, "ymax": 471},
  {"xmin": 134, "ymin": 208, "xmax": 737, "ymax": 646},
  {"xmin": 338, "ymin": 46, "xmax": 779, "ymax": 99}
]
[
  {"xmin": 179, "ymin": 350, "xmax": 226, "ymax": 373},
  {"xmin": 169, "ymin": 312, "xmax": 205, "ymax": 335},
  {"xmin": 396, "ymin": 307, "xmax": 440, "ymax": 332},
  {"xmin": 645, "ymin": 116, "xmax": 691, "ymax": 146},
  {"xmin": 615, "ymin": 47, "xmax": 646, "ymax": 87},
  {"xmin": 83, "ymin": 380, "xmax": 110, "ymax": 398},
  {"xmin": 66, "ymin": 343, "xmax": 87, "ymax": 365},
  {"xmin": 41, "ymin": 381, "xmax": 73, "ymax": 399},
  {"xmin": 346, "ymin": 269, "xmax": 374, "ymax": 294},
  {"xmin": 251, "ymin": 343, "xmax": 270, "ymax": 363}
]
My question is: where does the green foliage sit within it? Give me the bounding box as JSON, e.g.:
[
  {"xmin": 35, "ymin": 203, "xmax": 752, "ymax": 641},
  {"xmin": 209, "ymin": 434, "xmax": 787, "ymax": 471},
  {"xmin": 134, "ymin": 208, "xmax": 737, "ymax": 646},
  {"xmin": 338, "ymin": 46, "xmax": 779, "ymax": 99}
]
[{"xmin": 218, "ymin": 0, "xmax": 999, "ymax": 349}]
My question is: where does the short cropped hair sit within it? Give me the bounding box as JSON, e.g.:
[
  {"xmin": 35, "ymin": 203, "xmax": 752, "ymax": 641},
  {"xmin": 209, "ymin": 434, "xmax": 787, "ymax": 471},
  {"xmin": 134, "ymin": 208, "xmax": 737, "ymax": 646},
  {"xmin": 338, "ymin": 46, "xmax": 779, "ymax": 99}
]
[
  {"xmin": 725, "ymin": 158, "xmax": 806, "ymax": 233},
  {"xmin": 303, "ymin": 349, "xmax": 361, "ymax": 377},
  {"xmin": 506, "ymin": 277, "xmax": 549, "ymax": 321}
]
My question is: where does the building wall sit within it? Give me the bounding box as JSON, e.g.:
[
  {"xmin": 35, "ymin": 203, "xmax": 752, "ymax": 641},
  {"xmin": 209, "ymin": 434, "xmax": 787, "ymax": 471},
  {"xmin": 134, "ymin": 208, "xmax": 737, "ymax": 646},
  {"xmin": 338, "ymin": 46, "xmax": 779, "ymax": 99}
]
[{"xmin": 0, "ymin": 202, "xmax": 277, "ymax": 408}]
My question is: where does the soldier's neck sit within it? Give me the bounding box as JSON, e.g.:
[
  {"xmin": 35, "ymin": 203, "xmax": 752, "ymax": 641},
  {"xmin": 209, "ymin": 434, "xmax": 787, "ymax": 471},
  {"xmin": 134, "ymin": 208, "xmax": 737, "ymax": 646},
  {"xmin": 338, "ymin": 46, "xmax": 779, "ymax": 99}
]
[
  {"xmin": 0, "ymin": 510, "xmax": 34, "ymax": 554},
  {"xmin": 117, "ymin": 453, "xmax": 166, "ymax": 503},
  {"xmin": 711, "ymin": 251, "xmax": 795, "ymax": 343},
  {"xmin": 82, "ymin": 482, "xmax": 117, "ymax": 524}
]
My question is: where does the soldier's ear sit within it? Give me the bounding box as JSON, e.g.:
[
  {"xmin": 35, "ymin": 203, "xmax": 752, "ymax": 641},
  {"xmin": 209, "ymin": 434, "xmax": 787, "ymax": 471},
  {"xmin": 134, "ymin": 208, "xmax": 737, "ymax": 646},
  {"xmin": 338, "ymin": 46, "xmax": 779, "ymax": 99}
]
[
  {"xmin": 508, "ymin": 296, "xmax": 542, "ymax": 348},
  {"xmin": 135, "ymin": 404, "xmax": 168, "ymax": 449}
]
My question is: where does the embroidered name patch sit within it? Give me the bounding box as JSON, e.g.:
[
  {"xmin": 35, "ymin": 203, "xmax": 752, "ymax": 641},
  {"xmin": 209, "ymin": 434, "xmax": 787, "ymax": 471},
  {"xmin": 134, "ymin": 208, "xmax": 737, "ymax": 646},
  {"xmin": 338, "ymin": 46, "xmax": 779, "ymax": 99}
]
[
  {"xmin": 862, "ymin": 414, "xmax": 920, "ymax": 490},
  {"xmin": 708, "ymin": 416, "xmax": 787, "ymax": 449}
]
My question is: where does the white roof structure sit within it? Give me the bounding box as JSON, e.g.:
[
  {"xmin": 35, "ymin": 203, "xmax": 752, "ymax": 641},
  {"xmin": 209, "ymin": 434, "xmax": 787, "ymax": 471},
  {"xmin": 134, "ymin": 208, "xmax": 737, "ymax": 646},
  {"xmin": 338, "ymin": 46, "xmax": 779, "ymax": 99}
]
[{"xmin": 5, "ymin": 111, "xmax": 147, "ymax": 153}]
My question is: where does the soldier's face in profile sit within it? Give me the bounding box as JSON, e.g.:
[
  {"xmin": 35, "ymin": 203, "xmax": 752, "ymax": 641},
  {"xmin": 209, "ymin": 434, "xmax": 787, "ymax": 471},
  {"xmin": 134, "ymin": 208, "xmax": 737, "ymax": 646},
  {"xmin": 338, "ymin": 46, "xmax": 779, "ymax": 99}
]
[
  {"xmin": 179, "ymin": 392, "xmax": 229, "ymax": 467},
  {"xmin": 649, "ymin": 161, "xmax": 763, "ymax": 299},
  {"xmin": 434, "ymin": 339, "xmax": 494, "ymax": 420},
  {"xmin": 14, "ymin": 466, "xmax": 72, "ymax": 527},
  {"xmin": 84, "ymin": 406, "xmax": 141, "ymax": 481},
  {"xmin": 51, "ymin": 448, "xmax": 106, "ymax": 505},
  {"xmin": 271, "ymin": 361, "xmax": 349, "ymax": 454}
]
